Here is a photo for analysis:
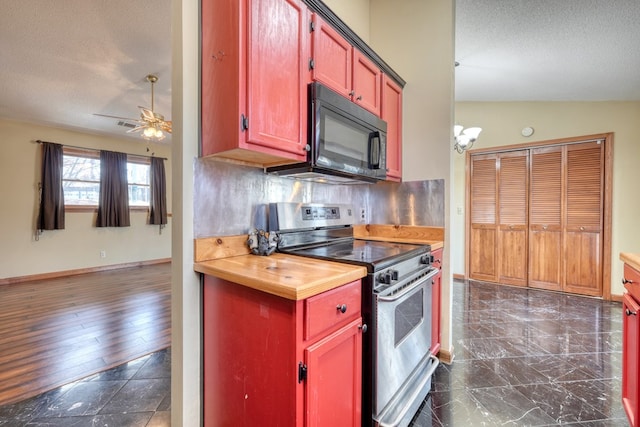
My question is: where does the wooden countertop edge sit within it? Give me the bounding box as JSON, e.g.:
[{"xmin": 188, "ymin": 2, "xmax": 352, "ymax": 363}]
[
  {"xmin": 620, "ymin": 252, "xmax": 640, "ymax": 273},
  {"xmin": 194, "ymin": 254, "xmax": 367, "ymax": 300}
]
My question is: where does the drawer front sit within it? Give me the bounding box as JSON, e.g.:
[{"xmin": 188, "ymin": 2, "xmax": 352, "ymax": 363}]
[
  {"xmin": 624, "ymin": 264, "xmax": 640, "ymax": 301},
  {"xmin": 305, "ymin": 280, "xmax": 361, "ymax": 342},
  {"xmin": 432, "ymin": 248, "xmax": 443, "ymax": 270}
]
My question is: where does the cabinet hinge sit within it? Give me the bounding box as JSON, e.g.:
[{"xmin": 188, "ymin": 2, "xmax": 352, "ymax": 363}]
[
  {"xmin": 241, "ymin": 114, "xmax": 248, "ymax": 131},
  {"xmin": 310, "ymin": 21, "xmax": 315, "ymax": 32},
  {"xmin": 298, "ymin": 362, "xmax": 307, "ymax": 383},
  {"xmin": 309, "ymin": 58, "xmax": 315, "ymax": 70}
]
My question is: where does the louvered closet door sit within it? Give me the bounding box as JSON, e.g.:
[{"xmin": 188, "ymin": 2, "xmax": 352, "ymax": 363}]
[
  {"xmin": 564, "ymin": 142, "xmax": 603, "ymax": 296},
  {"xmin": 469, "ymin": 154, "xmax": 498, "ymax": 282},
  {"xmin": 529, "ymin": 146, "xmax": 563, "ymax": 291},
  {"xmin": 498, "ymin": 151, "xmax": 529, "ymax": 286}
]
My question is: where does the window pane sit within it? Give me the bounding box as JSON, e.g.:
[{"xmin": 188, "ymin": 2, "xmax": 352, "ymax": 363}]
[
  {"xmin": 63, "ymin": 155, "xmax": 100, "ymax": 205},
  {"xmin": 63, "ymin": 181, "xmax": 101, "ymax": 205},
  {"xmin": 129, "ymin": 184, "xmax": 150, "ymax": 206},
  {"xmin": 127, "ymin": 163, "xmax": 150, "ymax": 185},
  {"xmin": 127, "ymin": 162, "xmax": 150, "ymax": 206},
  {"xmin": 63, "ymin": 156, "xmax": 100, "ymax": 181}
]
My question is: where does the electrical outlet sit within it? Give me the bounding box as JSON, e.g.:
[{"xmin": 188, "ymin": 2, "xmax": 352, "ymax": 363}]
[
  {"xmin": 360, "ymin": 208, "xmax": 366, "ymax": 221},
  {"xmin": 100, "ymin": 250, "xmax": 106, "ymax": 258},
  {"xmin": 457, "ymin": 206, "xmax": 463, "ymax": 215}
]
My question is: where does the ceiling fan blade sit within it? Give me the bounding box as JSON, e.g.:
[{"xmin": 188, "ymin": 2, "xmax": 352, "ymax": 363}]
[
  {"xmin": 126, "ymin": 125, "xmax": 146, "ymax": 133},
  {"xmin": 138, "ymin": 106, "xmax": 156, "ymax": 122},
  {"xmin": 159, "ymin": 121, "xmax": 172, "ymax": 133},
  {"xmin": 93, "ymin": 113, "xmax": 142, "ymax": 122}
]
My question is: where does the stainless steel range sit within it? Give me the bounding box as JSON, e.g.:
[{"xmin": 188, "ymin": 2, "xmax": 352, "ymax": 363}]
[{"xmin": 269, "ymin": 202, "xmax": 439, "ymax": 427}]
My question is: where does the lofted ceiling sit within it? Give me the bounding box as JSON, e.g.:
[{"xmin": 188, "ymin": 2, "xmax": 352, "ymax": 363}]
[
  {"xmin": 0, "ymin": 1, "xmax": 638, "ymax": 143},
  {"xmin": 455, "ymin": 0, "xmax": 640, "ymax": 101}
]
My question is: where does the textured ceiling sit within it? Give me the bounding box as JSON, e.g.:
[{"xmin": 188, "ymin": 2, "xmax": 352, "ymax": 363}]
[
  {"xmin": 0, "ymin": 1, "xmax": 638, "ymax": 142},
  {"xmin": 455, "ymin": 0, "xmax": 640, "ymax": 101},
  {"xmin": 0, "ymin": 0, "xmax": 171, "ymax": 141}
]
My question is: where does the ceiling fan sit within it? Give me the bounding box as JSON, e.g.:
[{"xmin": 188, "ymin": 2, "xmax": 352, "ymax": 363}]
[{"xmin": 94, "ymin": 74, "xmax": 172, "ymax": 141}]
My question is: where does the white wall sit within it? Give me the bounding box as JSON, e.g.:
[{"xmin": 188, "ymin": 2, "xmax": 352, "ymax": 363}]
[
  {"xmin": 453, "ymin": 101, "xmax": 640, "ymax": 297},
  {"xmin": 0, "ymin": 119, "xmax": 171, "ymax": 279}
]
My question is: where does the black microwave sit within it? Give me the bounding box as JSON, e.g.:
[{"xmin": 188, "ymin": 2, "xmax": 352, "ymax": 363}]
[{"xmin": 267, "ymin": 82, "xmax": 387, "ymax": 183}]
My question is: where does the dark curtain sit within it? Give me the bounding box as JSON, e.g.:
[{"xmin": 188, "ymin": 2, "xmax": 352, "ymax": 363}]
[
  {"xmin": 96, "ymin": 150, "xmax": 130, "ymax": 227},
  {"xmin": 37, "ymin": 142, "xmax": 65, "ymax": 230},
  {"xmin": 149, "ymin": 157, "xmax": 168, "ymax": 225}
]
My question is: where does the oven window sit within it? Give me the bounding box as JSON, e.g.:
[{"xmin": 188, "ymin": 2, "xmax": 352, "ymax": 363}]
[{"xmin": 394, "ymin": 288, "xmax": 424, "ymax": 346}]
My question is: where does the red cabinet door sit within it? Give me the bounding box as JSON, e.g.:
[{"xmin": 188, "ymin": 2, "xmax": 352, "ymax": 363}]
[
  {"xmin": 381, "ymin": 75, "xmax": 402, "ymax": 181},
  {"xmin": 305, "ymin": 317, "xmax": 363, "ymax": 427},
  {"xmin": 352, "ymin": 50, "xmax": 382, "ymax": 116},
  {"xmin": 430, "ymin": 248, "xmax": 443, "ymax": 355},
  {"xmin": 311, "ymin": 13, "xmax": 352, "ymax": 99},
  {"xmin": 246, "ymin": 0, "xmax": 309, "ymax": 159},
  {"xmin": 623, "ymin": 292, "xmax": 640, "ymax": 427}
]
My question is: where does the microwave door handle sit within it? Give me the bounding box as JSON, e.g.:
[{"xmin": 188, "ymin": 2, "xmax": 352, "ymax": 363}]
[{"xmin": 369, "ymin": 131, "xmax": 381, "ymax": 169}]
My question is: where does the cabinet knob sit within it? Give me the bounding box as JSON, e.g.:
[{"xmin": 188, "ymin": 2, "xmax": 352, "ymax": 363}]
[
  {"xmin": 336, "ymin": 304, "xmax": 347, "ymax": 314},
  {"xmin": 626, "ymin": 308, "xmax": 637, "ymax": 316},
  {"xmin": 358, "ymin": 324, "xmax": 368, "ymax": 333},
  {"xmin": 356, "ymin": 95, "xmax": 363, "ymax": 101},
  {"xmin": 349, "ymin": 90, "xmax": 355, "ymax": 97},
  {"xmin": 542, "ymin": 225, "xmax": 548, "ymax": 230},
  {"xmin": 623, "ymin": 277, "xmax": 635, "ymax": 285},
  {"xmin": 580, "ymin": 226, "xmax": 585, "ymax": 231}
]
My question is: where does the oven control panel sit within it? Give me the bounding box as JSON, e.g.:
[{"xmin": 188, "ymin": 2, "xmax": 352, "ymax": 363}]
[
  {"xmin": 269, "ymin": 202, "xmax": 355, "ymax": 232},
  {"xmin": 301, "ymin": 206, "xmax": 343, "ymax": 221},
  {"xmin": 374, "ymin": 252, "xmax": 434, "ymax": 294}
]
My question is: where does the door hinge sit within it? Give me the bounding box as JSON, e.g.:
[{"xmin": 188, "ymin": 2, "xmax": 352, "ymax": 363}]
[
  {"xmin": 241, "ymin": 114, "xmax": 248, "ymax": 131},
  {"xmin": 310, "ymin": 21, "xmax": 315, "ymax": 32},
  {"xmin": 298, "ymin": 362, "xmax": 307, "ymax": 383},
  {"xmin": 309, "ymin": 58, "xmax": 315, "ymax": 70}
]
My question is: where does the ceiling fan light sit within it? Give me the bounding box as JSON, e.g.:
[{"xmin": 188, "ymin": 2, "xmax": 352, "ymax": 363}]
[
  {"xmin": 143, "ymin": 127, "xmax": 156, "ymax": 137},
  {"xmin": 155, "ymin": 129, "xmax": 164, "ymax": 138},
  {"xmin": 453, "ymin": 125, "xmax": 464, "ymax": 137}
]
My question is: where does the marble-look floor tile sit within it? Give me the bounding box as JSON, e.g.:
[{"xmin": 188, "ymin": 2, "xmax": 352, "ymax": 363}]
[
  {"xmin": 410, "ymin": 281, "xmax": 623, "ymax": 427},
  {"xmin": 24, "ymin": 412, "xmax": 153, "ymax": 426},
  {"xmin": 34, "ymin": 380, "xmax": 126, "ymax": 418},
  {"xmin": 98, "ymin": 378, "xmax": 170, "ymax": 414}
]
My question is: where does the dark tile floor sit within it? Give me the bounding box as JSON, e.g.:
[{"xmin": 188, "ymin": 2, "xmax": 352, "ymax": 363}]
[
  {"xmin": 410, "ymin": 280, "xmax": 626, "ymax": 427},
  {"xmin": 0, "ymin": 348, "xmax": 171, "ymax": 426},
  {"xmin": 0, "ymin": 280, "xmax": 627, "ymax": 426}
]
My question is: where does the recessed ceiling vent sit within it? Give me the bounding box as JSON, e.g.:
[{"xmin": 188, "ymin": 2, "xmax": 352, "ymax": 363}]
[{"xmin": 117, "ymin": 120, "xmax": 137, "ymax": 129}]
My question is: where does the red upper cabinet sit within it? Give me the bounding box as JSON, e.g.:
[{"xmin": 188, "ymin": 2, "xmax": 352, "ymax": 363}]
[
  {"xmin": 311, "ymin": 15, "xmax": 353, "ymax": 99},
  {"xmin": 352, "ymin": 50, "xmax": 382, "ymax": 116},
  {"xmin": 201, "ymin": 0, "xmax": 309, "ymax": 164},
  {"xmin": 311, "ymin": 14, "xmax": 382, "ymax": 116},
  {"xmin": 381, "ymin": 75, "xmax": 403, "ymax": 181}
]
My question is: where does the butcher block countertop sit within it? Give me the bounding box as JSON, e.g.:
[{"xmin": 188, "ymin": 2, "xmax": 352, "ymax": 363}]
[
  {"xmin": 194, "ymin": 224, "xmax": 443, "ymax": 300},
  {"xmin": 194, "ymin": 253, "xmax": 367, "ymax": 300},
  {"xmin": 621, "ymin": 252, "xmax": 640, "ymax": 272}
]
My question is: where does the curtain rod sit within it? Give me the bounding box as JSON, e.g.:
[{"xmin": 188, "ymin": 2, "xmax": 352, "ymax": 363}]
[{"xmin": 35, "ymin": 140, "xmax": 168, "ymax": 161}]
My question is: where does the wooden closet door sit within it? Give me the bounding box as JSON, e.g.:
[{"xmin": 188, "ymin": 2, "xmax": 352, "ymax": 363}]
[
  {"xmin": 529, "ymin": 146, "xmax": 563, "ymax": 291},
  {"xmin": 469, "ymin": 154, "xmax": 498, "ymax": 282},
  {"xmin": 564, "ymin": 142, "xmax": 603, "ymax": 296},
  {"xmin": 497, "ymin": 151, "xmax": 529, "ymax": 286}
]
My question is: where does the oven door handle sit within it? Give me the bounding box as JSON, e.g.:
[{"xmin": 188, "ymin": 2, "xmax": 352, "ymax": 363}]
[{"xmin": 377, "ymin": 268, "xmax": 438, "ymax": 302}]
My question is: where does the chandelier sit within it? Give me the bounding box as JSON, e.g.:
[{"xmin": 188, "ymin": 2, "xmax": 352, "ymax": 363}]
[{"xmin": 453, "ymin": 125, "xmax": 482, "ymax": 153}]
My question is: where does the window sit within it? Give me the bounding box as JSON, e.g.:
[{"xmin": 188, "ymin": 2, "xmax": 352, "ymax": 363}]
[{"xmin": 62, "ymin": 148, "xmax": 150, "ymax": 208}]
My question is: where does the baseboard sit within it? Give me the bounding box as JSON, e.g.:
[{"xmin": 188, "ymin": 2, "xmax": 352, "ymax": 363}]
[
  {"xmin": 438, "ymin": 346, "xmax": 454, "ymax": 365},
  {"xmin": 610, "ymin": 293, "xmax": 623, "ymax": 303},
  {"xmin": 0, "ymin": 258, "xmax": 172, "ymax": 285},
  {"xmin": 453, "ymin": 273, "xmax": 466, "ymax": 281}
]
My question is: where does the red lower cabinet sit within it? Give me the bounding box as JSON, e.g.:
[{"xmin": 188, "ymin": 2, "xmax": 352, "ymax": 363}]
[
  {"xmin": 203, "ymin": 275, "xmax": 363, "ymax": 426},
  {"xmin": 623, "ymin": 262, "xmax": 640, "ymax": 427},
  {"xmin": 430, "ymin": 248, "xmax": 442, "ymax": 356}
]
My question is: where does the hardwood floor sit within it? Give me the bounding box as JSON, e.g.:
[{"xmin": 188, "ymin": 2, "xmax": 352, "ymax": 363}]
[{"xmin": 0, "ymin": 263, "xmax": 171, "ymax": 406}]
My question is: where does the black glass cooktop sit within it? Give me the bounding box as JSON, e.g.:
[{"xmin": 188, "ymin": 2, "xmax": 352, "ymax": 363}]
[{"xmin": 283, "ymin": 239, "xmax": 430, "ymax": 272}]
